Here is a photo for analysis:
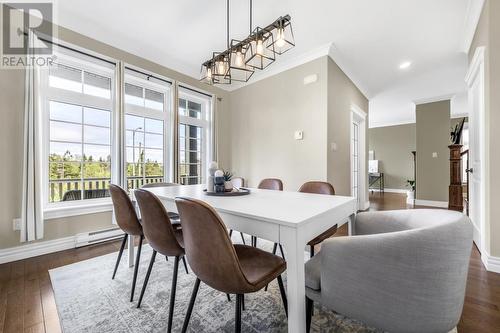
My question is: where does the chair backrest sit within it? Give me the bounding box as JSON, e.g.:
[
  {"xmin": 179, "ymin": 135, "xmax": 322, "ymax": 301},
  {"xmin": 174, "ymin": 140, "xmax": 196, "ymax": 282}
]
[
  {"xmin": 109, "ymin": 185, "xmax": 142, "ymax": 236},
  {"xmin": 231, "ymin": 177, "xmax": 245, "ymax": 188},
  {"xmin": 134, "ymin": 189, "xmax": 184, "ymax": 257},
  {"xmin": 258, "ymin": 178, "xmax": 283, "ymax": 191},
  {"xmin": 141, "ymin": 182, "xmax": 179, "ymax": 189},
  {"xmin": 175, "ymin": 197, "xmax": 251, "ymax": 294},
  {"xmin": 298, "ymin": 181, "xmax": 335, "ymax": 195}
]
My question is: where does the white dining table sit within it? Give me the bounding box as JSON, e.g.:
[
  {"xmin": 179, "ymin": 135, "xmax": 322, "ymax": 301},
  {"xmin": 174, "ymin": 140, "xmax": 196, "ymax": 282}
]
[{"xmin": 132, "ymin": 184, "xmax": 356, "ymax": 333}]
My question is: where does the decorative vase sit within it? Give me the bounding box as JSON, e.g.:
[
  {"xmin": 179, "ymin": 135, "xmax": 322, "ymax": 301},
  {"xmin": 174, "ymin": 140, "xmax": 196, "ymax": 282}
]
[{"xmin": 224, "ymin": 181, "xmax": 233, "ymax": 192}]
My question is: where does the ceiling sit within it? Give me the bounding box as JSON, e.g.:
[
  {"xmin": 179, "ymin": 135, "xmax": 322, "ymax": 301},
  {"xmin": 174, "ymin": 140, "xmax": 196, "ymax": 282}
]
[{"xmin": 55, "ymin": 0, "xmax": 477, "ymax": 127}]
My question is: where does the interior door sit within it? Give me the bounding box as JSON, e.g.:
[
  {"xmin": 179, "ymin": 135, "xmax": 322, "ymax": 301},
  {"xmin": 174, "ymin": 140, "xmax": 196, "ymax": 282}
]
[
  {"xmin": 351, "ymin": 121, "xmax": 360, "ymax": 209},
  {"xmin": 468, "ymin": 65, "xmax": 484, "ymax": 253}
]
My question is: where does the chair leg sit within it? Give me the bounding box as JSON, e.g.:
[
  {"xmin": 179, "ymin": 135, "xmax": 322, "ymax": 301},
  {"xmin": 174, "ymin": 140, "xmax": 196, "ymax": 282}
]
[
  {"xmin": 226, "ymin": 294, "xmax": 231, "ymax": 302},
  {"xmin": 137, "ymin": 250, "xmax": 157, "ymax": 308},
  {"xmin": 235, "ymin": 294, "xmax": 242, "ymax": 333},
  {"xmin": 130, "ymin": 235, "xmax": 144, "ymax": 302},
  {"xmin": 272, "ymin": 243, "xmax": 278, "ymax": 255},
  {"xmin": 167, "ymin": 256, "xmax": 180, "ymax": 333},
  {"xmin": 229, "ymin": 229, "xmax": 233, "ymax": 237},
  {"xmin": 306, "ymin": 297, "xmax": 313, "ymax": 333},
  {"xmin": 277, "ymin": 275, "xmax": 288, "ymax": 317},
  {"xmin": 279, "ymin": 244, "xmax": 286, "ymax": 261},
  {"xmin": 112, "ymin": 234, "xmax": 128, "ymax": 279},
  {"xmin": 181, "ymin": 256, "xmax": 189, "ymax": 274},
  {"xmin": 240, "ymin": 232, "xmax": 246, "ymax": 245},
  {"xmin": 310, "ymin": 245, "xmax": 315, "ymax": 258},
  {"xmin": 242, "ymin": 294, "xmax": 245, "ymax": 311},
  {"xmin": 181, "ymin": 278, "xmax": 201, "ymax": 333}
]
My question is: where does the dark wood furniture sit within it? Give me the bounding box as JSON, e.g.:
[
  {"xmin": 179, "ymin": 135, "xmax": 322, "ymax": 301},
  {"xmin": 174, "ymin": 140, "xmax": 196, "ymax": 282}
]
[{"xmin": 449, "ymin": 144, "xmax": 464, "ymax": 212}]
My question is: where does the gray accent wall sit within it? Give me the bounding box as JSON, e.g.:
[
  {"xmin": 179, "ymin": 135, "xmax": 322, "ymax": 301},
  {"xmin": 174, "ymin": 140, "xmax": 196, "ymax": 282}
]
[
  {"xmin": 415, "ymin": 100, "xmax": 451, "ymax": 202},
  {"xmin": 369, "ymin": 124, "xmax": 416, "ymax": 190}
]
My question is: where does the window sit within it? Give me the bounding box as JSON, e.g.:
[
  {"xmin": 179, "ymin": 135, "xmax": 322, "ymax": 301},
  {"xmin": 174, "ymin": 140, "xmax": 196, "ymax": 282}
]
[
  {"xmin": 178, "ymin": 89, "xmax": 212, "ymax": 185},
  {"xmin": 124, "ymin": 70, "xmax": 171, "ymax": 190},
  {"xmin": 41, "ymin": 52, "xmax": 115, "ymax": 204}
]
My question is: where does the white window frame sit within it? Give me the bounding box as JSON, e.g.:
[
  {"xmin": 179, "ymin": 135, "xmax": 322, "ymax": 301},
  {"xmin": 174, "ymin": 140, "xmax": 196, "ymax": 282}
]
[
  {"xmin": 178, "ymin": 89, "xmax": 213, "ymax": 185},
  {"xmin": 123, "ymin": 71, "xmax": 173, "ymax": 189},
  {"xmin": 39, "ymin": 51, "xmax": 116, "ymax": 218}
]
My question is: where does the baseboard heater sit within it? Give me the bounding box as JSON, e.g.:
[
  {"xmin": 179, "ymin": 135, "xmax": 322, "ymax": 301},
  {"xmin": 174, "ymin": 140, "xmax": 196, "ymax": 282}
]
[{"xmin": 75, "ymin": 228, "xmax": 125, "ymax": 248}]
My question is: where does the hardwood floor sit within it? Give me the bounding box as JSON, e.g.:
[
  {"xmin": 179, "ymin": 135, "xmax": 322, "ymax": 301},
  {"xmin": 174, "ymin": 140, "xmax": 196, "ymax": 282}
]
[{"xmin": 0, "ymin": 192, "xmax": 499, "ymax": 332}]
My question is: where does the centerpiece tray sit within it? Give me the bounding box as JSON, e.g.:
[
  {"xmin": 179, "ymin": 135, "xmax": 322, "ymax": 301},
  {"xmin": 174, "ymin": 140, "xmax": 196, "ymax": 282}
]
[{"xmin": 203, "ymin": 188, "xmax": 251, "ymax": 196}]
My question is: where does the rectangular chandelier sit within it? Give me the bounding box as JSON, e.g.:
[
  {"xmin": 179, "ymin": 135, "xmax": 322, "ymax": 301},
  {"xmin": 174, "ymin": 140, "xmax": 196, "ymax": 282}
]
[{"xmin": 200, "ymin": 14, "xmax": 295, "ymax": 85}]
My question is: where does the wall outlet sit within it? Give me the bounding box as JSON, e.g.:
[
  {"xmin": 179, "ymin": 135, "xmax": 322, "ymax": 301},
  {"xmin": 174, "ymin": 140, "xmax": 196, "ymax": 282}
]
[
  {"xmin": 294, "ymin": 130, "xmax": 304, "ymax": 140},
  {"xmin": 13, "ymin": 218, "xmax": 21, "ymax": 231},
  {"xmin": 432, "ymin": 152, "xmax": 438, "ymax": 158}
]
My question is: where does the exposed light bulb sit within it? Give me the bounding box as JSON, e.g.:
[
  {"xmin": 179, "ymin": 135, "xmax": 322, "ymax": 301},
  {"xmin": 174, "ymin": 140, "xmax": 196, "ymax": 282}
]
[
  {"xmin": 256, "ymin": 39, "xmax": 264, "ymax": 55},
  {"xmin": 235, "ymin": 50, "xmax": 244, "ymax": 67},
  {"xmin": 206, "ymin": 67, "xmax": 212, "ymax": 79},
  {"xmin": 276, "ymin": 28, "xmax": 285, "ymax": 48},
  {"xmin": 217, "ymin": 60, "xmax": 226, "ymax": 74}
]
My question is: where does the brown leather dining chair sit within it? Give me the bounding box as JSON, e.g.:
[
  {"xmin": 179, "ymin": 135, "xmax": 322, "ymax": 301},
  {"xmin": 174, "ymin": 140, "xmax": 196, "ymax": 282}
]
[
  {"xmin": 141, "ymin": 182, "xmax": 182, "ymax": 224},
  {"xmin": 175, "ymin": 197, "xmax": 288, "ymax": 333},
  {"xmin": 134, "ymin": 189, "xmax": 188, "ymax": 333},
  {"xmin": 299, "ymin": 181, "xmax": 338, "ymax": 257},
  {"xmin": 109, "ymin": 184, "xmax": 144, "ymax": 302}
]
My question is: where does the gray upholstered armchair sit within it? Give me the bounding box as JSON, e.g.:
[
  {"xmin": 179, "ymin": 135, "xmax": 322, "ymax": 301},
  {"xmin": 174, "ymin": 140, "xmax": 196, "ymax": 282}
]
[{"xmin": 305, "ymin": 209, "xmax": 473, "ymax": 333}]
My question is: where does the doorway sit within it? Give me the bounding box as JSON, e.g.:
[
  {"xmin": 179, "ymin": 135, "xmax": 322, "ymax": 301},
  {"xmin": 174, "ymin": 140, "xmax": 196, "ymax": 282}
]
[{"xmin": 350, "ymin": 105, "xmax": 368, "ymax": 211}]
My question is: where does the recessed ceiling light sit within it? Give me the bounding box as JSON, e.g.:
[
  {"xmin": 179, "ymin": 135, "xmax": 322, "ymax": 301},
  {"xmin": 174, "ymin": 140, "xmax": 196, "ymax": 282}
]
[{"xmin": 399, "ymin": 61, "xmax": 412, "ymax": 69}]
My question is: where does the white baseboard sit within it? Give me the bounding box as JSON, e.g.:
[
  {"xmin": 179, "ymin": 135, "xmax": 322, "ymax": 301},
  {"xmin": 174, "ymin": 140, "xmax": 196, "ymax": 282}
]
[
  {"xmin": 0, "ymin": 236, "xmax": 76, "ymax": 264},
  {"xmin": 482, "ymin": 252, "xmax": 500, "ymax": 274},
  {"xmin": 370, "ymin": 188, "xmax": 408, "ymax": 194},
  {"xmin": 414, "ymin": 199, "xmax": 448, "ymax": 208}
]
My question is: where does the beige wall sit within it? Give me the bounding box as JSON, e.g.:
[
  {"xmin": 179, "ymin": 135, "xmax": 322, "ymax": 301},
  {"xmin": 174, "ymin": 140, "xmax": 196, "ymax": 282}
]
[
  {"xmin": 327, "ymin": 58, "xmax": 369, "ymax": 197},
  {"xmin": 0, "ymin": 23, "xmax": 229, "ymax": 249},
  {"xmin": 369, "ymin": 124, "xmax": 416, "ymax": 190},
  {"xmin": 415, "ymin": 100, "xmax": 450, "ymax": 202},
  {"xmin": 228, "ymin": 57, "xmax": 328, "ymax": 191},
  {"xmin": 468, "ymin": 0, "xmax": 500, "ymax": 257}
]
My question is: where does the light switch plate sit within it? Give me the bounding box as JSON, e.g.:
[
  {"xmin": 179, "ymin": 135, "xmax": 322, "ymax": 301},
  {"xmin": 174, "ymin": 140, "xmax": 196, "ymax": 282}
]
[
  {"xmin": 13, "ymin": 218, "xmax": 21, "ymax": 231},
  {"xmin": 432, "ymin": 152, "xmax": 438, "ymax": 158},
  {"xmin": 294, "ymin": 130, "xmax": 303, "ymax": 140}
]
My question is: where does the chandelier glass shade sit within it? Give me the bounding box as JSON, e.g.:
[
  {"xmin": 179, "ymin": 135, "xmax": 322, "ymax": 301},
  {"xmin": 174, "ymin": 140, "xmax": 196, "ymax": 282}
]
[{"xmin": 200, "ymin": 0, "xmax": 294, "ymax": 85}]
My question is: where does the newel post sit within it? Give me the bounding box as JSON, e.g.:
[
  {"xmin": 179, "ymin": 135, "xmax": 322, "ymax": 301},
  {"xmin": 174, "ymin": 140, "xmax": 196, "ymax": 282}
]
[{"xmin": 448, "ymin": 144, "xmax": 463, "ymax": 212}]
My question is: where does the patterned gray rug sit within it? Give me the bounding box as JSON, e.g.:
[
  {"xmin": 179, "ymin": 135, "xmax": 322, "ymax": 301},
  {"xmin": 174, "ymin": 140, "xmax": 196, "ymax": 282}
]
[{"xmin": 49, "ymin": 236, "xmax": 385, "ymax": 333}]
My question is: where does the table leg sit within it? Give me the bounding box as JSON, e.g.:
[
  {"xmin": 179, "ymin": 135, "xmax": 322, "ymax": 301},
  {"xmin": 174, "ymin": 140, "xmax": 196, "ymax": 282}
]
[
  {"xmin": 348, "ymin": 213, "xmax": 355, "ymax": 236},
  {"xmin": 280, "ymin": 227, "xmax": 306, "ymax": 333},
  {"xmin": 128, "ymin": 235, "xmax": 135, "ymax": 267}
]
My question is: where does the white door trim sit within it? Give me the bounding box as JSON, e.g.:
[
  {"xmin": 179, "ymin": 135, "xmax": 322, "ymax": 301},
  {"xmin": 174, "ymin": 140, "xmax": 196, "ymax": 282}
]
[
  {"xmin": 465, "ymin": 46, "xmax": 487, "ymax": 263},
  {"xmin": 350, "ymin": 104, "xmax": 368, "ymax": 211}
]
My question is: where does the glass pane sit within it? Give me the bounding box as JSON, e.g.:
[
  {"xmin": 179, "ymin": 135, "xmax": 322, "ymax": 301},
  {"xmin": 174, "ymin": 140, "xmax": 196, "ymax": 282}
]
[
  {"xmin": 145, "ymin": 162, "xmax": 163, "ymax": 177},
  {"xmin": 145, "ymin": 118, "xmax": 163, "ymax": 134},
  {"xmin": 84, "ymin": 144, "xmax": 111, "ymax": 162},
  {"xmin": 126, "ymin": 162, "xmax": 144, "ymax": 177},
  {"xmin": 125, "ymin": 83, "xmax": 143, "ymax": 106},
  {"xmin": 145, "ymin": 89, "xmax": 164, "ymax": 111},
  {"xmin": 83, "ymin": 71, "xmax": 111, "ymax": 99},
  {"xmin": 50, "ymin": 101, "xmax": 82, "ymax": 123},
  {"xmin": 49, "ymin": 162, "xmax": 81, "ymax": 180},
  {"xmin": 179, "ymin": 99, "xmax": 186, "ymax": 116},
  {"xmin": 50, "ymin": 121, "xmax": 82, "ymax": 143},
  {"xmin": 125, "ymin": 114, "xmax": 144, "ymax": 131},
  {"xmin": 83, "ymin": 162, "xmax": 111, "ymax": 179},
  {"xmin": 126, "ymin": 129, "xmax": 145, "ymax": 147},
  {"xmin": 49, "ymin": 63, "xmax": 82, "ymax": 93},
  {"xmin": 84, "ymin": 107, "xmax": 110, "ymax": 127},
  {"xmin": 50, "ymin": 142, "xmax": 82, "ymax": 161},
  {"xmin": 187, "ymin": 100, "xmax": 202, "ymax": 119},
  {"xmin": 145, "ymin": 133, "xmax": 163, "ymax": 149},
  {"xmin": 144, "ymin": 149, "xmax": 163, "ymax": 163},
  {"xmin": 126, "ymin": 147, "xmax": 143, "ymax": 164},
  {"xmin": 84, "ymin": 125, "xmax": 110, "ymax": 145}
]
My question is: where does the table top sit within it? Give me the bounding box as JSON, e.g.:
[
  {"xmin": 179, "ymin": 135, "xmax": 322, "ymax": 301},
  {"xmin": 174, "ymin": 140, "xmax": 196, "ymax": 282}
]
[{"xmin": 143, "ymin": 184, "xmax": 356, "ymax": 227}]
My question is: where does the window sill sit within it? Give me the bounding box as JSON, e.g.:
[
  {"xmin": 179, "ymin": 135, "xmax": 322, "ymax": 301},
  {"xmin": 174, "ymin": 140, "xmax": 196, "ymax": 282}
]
[{"xmin": 44, "ymin": 200, "xmax": 113, "ymax": 220}]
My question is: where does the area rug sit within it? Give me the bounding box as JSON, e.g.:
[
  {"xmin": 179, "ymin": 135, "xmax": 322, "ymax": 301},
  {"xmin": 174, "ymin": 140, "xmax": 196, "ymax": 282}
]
[{"xmin": 49, "ymin": 236, "xmax": 404, "ymax": 333}]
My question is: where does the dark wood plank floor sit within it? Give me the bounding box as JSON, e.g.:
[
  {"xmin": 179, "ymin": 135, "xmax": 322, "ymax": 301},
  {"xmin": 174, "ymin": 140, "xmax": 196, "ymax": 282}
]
[{"xmin": 0, "ymin": 192, "xmax": 499, "ymax": 332}]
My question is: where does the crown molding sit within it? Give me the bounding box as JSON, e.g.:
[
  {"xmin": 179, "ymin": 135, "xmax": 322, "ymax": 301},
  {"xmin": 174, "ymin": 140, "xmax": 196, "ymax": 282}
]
[
  {"xmin": 413, "ymin": 94, "xmax": 455, "ymax": 105},
  {"xmin": 461, "ymin": 0, "xmax": 485, "ymax": 53},
  {"xmin": 369, "ymin": 119, "xmax": 416, "ymax": 129}
]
